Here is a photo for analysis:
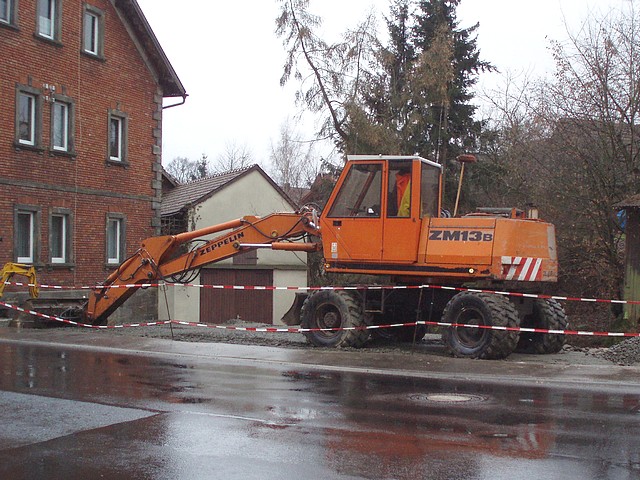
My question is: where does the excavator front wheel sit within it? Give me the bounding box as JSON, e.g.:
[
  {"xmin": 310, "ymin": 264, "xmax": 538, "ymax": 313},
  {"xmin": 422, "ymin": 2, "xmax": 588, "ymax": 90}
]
[
  {"xmin": 301, "ymin": 290, "xmax": 370, "ymax": 348},
  {"xmin": 441, "ymin": 292, "xmax": 520, "ymax": 360}
]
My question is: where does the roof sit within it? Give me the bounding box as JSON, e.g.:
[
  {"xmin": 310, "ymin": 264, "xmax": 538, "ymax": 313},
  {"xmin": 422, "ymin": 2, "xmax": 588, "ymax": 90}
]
[
  {"xmin": 616, "ymin": 194, "xmax": 640, "ymax": 208},
  {"xmin": 161, "ymin": 165, "xmax": 296, "ymax": 216},
  {"xmin": 117, "ymin": 0, "xmax": 186, "ymax": 98}
]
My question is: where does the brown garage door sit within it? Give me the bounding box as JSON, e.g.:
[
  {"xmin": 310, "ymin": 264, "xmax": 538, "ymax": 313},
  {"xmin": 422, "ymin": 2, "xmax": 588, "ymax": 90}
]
[{"xmin": 200, "ymin": 269, "xmax": 273, "ymax": 324}]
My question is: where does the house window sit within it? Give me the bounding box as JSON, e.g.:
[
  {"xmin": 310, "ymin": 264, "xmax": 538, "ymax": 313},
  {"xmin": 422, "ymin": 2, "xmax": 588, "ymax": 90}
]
[
  {"xmin": 108, "ymin": 111, "xmax": 128, "ymax": 162},
  {"xmin": 83, "ymin": 6, "xmax": 104, "ymax": 57},
  {"xmin": 1, "ymin": 0, "xmax": 16, "ymax": 26},
  {"xmin": 16, "ymin": 212, "xmax": 34, "ymax": 263},
  {"xmin": 15, "ymin": 206, "xmax": 40, "ymax": 264},
  {"xmin": 36, "ymin": 0, "xmax": 59, "ymax": 40},
  {"xmin": 0, "ymin": 0, "xmax": 9, "ymax": 23},
  {"xmin": 106, "ymin": 215, "xmax": 125, "ymax": 265},
  {"xmin": 52, "ymin": 102, "xmax": 68, "ymax": 150},
  {"xmin": 16, "ymin": 86, "xmax": 42, "ymax": 148},
  {"xmin": 50, "ymin": 210, "xmax": 72, "ymax": 264},
  {"xmin": 51, "ymin": 96, "xmax": 74, "ymax": 153},
  {"xmin": 18, "ymin": 93, "xmax": 35, "ymax": 145},
  {"xmin": 37, "ymin": 0, "xmax": 60, "ymax": 40}
]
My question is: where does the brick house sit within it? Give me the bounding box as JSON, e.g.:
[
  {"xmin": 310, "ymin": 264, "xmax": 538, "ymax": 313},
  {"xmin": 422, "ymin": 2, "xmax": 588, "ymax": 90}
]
[
  {"xmin": 0, "ymin": 0, "xmax": 185, "ymax": 315},
  {"xmin": 160, "ymin": 165, "xmax": 308, "ymax": 325}
]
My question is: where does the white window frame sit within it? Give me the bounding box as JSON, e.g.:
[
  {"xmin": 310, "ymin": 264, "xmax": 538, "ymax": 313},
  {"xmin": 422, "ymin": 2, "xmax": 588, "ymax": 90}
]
[
  {"xmin": 109, "ymin": 117, "xmax": 122, "ymax": 161},
  {"xmin": 37, "ymin": 0, "xmax": 56, "ymax": 39},
  {"xmin": 1, "ymin": 0, "xmax": 13, "ymax": 25},
  {"xmin": 108, "ymin": 111, "xmax": 128, "ymax": 163},
  {"xmin": 16, "ymin": 211, "xmax": 35, "ymax": 263},
  {"xmin": 106, "ymin": 215, "xmax": 125, "ymax": 265},
  {"xmin": 83, "ymin": 11, "xmax": 98, "ymax": 54},
  {"xmin": 50, "ymin": 213, "xmax": 67, "ymax": 264},
  {"xmin": 52, "ymin": 101, "xmax": 69, "ymax": 151},
  {"xmin": 16, "ymin": 85, "xmax": 42, "ymax": 149},
  {"xmin": 18, "ymin": 92, "xmax": 36, "ymax": 146},
  {"xmin": 82, "ymin": 6, "xmax": 104, "ymax": 57}
]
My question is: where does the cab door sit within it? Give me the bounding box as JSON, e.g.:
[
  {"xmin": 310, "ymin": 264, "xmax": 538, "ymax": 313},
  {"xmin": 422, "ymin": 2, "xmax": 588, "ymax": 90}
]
[
  {"xmin": 321, "ymin": 162, "xmax": 383, "ymax": 261},
  {"xmin": 382, "ymin": 160, "xmax": 419, "ymax": 263}
]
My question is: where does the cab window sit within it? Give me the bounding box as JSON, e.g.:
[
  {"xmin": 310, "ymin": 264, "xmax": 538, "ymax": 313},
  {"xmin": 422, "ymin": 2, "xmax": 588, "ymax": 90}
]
[
  {"xmin": 387, "ymin": 161, "xmax": 413, "ymax": 217},
  {"xmin": 420, "ymin": 162, "xmax": 440, "ymax": 218},
  {"xmin": 328, "ymin": 163, "xmax": 382, "ymax": 217}
]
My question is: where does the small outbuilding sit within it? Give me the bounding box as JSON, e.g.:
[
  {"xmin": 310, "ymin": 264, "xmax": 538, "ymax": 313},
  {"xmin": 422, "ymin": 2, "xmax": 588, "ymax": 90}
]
[
  {"xmin": 616, "ymin": 194, "xmax": 640, "ymax": 327},
  {"xmin": 159, "ymin": 165, "xmax": 307, "ymax": 325}
]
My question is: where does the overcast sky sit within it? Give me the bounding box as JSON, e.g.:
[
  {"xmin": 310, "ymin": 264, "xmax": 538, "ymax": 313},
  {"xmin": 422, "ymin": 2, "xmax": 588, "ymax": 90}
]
[{"xmin": 135, "ymin": 0, "xmax": 626, "ymax": 168}]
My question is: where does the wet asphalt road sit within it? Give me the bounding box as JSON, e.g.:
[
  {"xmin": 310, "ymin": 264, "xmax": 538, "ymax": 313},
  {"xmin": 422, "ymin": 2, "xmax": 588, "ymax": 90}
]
[{"xmin": 1, "ymin": 331, "xmax": 640, "ymax": 479}]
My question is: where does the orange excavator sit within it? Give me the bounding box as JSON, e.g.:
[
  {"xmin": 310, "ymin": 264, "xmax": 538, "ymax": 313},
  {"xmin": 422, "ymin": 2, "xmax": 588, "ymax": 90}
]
[{"xmin": 82, "ymin": 155, "xmax": 566, "ymax": 360}]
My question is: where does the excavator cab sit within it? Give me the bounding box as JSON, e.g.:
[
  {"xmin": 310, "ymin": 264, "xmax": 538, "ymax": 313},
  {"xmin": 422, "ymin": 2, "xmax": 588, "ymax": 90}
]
[{"xmin": 320, "ymin": 155, "xmax": 441, "ymax": 266}]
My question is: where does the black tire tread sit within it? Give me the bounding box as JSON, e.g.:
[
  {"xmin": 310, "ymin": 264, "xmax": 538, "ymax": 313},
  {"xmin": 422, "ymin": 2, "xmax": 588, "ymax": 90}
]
[
  {"xmin": 301, "ymin": 290, "xmax": 370, "ymax": 348},
  {"xmin": 442, "ymin": 292, "xmax": 520, "ymax": 360}
]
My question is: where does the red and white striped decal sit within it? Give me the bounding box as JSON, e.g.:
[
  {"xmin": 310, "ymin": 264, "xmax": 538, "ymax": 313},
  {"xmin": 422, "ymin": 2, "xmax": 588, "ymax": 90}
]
[{"xmin": 502, "ymin": 257, "xmax": 543, "ymax": 281}]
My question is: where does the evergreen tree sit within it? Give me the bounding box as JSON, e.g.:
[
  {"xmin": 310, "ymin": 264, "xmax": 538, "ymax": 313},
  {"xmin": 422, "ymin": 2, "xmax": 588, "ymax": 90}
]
[
  {"xmin": 347, "ymin": 0, "xmax": 491, "ymax": 203},
  {"xmin": 413, "ymin": 0, "xmax": 490, "ymax": 156}
]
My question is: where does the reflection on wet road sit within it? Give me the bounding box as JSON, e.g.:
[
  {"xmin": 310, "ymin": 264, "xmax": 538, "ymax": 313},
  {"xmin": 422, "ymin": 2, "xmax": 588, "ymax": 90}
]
[{"xmin": 0, "ymin": 342, "xmax": 639, "ymax": 479}]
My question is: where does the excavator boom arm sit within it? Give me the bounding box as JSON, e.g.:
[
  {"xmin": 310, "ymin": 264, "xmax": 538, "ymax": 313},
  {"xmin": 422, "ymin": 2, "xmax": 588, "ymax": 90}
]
[{"xmin": 86, "ymin": 211, "xmax": 320, "ymax": 325}]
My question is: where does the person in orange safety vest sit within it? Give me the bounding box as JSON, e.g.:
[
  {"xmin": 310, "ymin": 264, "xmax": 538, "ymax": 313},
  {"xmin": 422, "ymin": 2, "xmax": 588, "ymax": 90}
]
[{"xmin": 395, "ymin": 170, "xmax": 411, "ymax": 217}]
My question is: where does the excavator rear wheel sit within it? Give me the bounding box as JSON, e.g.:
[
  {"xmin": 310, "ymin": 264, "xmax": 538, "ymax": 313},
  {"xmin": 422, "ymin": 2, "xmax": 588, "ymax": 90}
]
[
  {"xmin": 301, "ymin": 290, "xmax": 370, "ymax": 348},
  {"xmin": 515, "ymin": 299, "xmax": 567, "ymax": 354},
  {"xmin": 441, "ymin": 292, "xmax": 520, "ymax": 360}
]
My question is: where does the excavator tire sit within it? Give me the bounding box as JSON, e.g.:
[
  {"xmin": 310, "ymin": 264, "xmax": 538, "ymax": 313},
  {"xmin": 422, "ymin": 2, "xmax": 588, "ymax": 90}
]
[
  {"xmin": 515, "ymin": 299, "xmax": 567, "ymax": 354},
  {"xmin": 441, "ymin": 292, "xmax": 520, "ymax": 360},
  {"xmin": 301, "ymin": 290, "xmax": 370, "ymax": 348}
]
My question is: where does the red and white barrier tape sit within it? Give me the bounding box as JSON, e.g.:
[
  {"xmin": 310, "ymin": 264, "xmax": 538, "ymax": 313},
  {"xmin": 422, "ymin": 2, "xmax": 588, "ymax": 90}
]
[
  {"xmin": 3, "ymin": 280, "xmax": 640, "ymax": 305},
  {"xmin": 1, "ymin": 300, "xmax": 638, "ymax": 338},
  {"xmin": 0, "ymin": 300, "xmax": 171, "ymax": 329}
]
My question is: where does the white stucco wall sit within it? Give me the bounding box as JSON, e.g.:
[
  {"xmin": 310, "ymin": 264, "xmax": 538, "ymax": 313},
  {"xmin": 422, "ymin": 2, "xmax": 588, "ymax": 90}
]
[
  {"xmin": 273, "ymin": 268, "xmax": 308, "ymax": 325},
  {"xmin": 157, "ymin": 279, "xmax": 200, "ymax": 323},
  {"xmin": 192, "ymin": 170, "xmax": 304, "ymax": 267},
  {"xmin": 160, "ymin": 169, "xmax": 308, "ymax": 324}
]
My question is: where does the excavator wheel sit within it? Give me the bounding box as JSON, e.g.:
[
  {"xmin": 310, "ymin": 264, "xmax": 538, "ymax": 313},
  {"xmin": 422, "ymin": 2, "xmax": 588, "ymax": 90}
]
[
  {"xmin": 515, "ymin": 299, "xmax": 567, "ymax": 354},
  {"xmin": 301, "ymin": 290, "xmax": 370, "ymax": 348},
  {"xmin": 441, "ymin": 292, "xmax": 520, "ymax": 360}
]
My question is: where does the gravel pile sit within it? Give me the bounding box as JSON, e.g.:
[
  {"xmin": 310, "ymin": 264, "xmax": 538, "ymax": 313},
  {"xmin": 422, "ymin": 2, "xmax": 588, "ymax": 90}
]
[{"xmin": 592, "ymin": 337, "xmax": 640, "ymax": 366}]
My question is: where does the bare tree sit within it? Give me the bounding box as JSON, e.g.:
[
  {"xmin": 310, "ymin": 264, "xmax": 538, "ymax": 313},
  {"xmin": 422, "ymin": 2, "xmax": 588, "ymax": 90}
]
[
  {"xmin": 479, "ymin": 3, "xmax": 640, "ymax": 303},
  {"xmin": 275, "ymin": 0, "xmax": 376, "ymax": 152},
  {"xmin": 269, "ymin": 118, "xmax": 319, "ymax": 189},
  {"xmin": 164, "ymin": 154, "xmax": 210, "ymax": 183},
  {"xmin": 212, "ymin": 141, "xmax": 254, "ymax": 173}
]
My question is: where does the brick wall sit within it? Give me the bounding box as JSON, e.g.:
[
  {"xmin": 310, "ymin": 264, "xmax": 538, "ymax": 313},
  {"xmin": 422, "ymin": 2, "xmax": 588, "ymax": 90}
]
[{"xmin": 0, "ymin": 0, "xmax": 164, "ymax": 291}]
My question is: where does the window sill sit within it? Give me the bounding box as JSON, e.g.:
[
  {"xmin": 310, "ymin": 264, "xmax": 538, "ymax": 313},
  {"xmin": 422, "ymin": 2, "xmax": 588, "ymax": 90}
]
[
  {"xmin": 14, "ymin": 142, "xmax": 45, "ymax": 154},
  {"xmin": 33, "ymin": 33, "xmax": 63, "ymax": 47},
  {"xmin": 49, "ymin": 149, "xmax": 77, "ymax": 159},
  {"xmin": 46, "ymin": 263, "xmax": 75, "ymax": 270},
  {"xmin": 81, "ymin": 50, "xmax": 105, "ymax": 62},
  {"xmin": 0, "ymin": 21, "xmax": 19, "ymax": 32},
  {"xmin": 106, "ymin": 158, "xmax": 129, "ymax": 168},
  {"xmin": 16, "ymin": 261, "xmax": 44, "ymax": 269}
]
